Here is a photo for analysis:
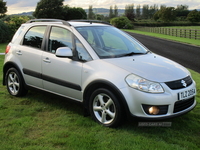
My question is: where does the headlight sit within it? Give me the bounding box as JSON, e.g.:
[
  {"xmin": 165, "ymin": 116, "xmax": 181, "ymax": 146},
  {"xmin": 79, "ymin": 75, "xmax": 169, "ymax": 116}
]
[{"xmin": 125, "ymin": 74, "xmax": 164, "ymax": 93}]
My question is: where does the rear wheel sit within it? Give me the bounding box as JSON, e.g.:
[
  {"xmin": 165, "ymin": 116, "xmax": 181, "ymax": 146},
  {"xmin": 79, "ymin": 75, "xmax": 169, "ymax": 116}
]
[
  {"xmin": 89, "ymin": 88, "xmax": 122, "ymax": 127},
  {"xmin": 5, "ymin": 68, "xmax": 28, "ymax": 97}
]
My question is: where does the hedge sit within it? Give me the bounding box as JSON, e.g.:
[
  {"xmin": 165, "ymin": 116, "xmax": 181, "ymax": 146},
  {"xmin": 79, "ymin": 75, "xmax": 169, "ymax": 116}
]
[{"xmin": 0, "ymin": 20, "xmax": 10, "ymax": 43}]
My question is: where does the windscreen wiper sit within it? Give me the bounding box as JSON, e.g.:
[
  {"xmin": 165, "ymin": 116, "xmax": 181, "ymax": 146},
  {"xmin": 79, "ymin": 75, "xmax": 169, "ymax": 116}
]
[{"xmin": 121, "ymin": 52, "xmax": 144, "ymax": 57}]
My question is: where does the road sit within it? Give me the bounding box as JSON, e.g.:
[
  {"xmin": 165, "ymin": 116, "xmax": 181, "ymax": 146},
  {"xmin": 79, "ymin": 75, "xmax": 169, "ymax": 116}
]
[{"xmin": 126, "ymin": 32, "xmax": 200, "ymax": 73}]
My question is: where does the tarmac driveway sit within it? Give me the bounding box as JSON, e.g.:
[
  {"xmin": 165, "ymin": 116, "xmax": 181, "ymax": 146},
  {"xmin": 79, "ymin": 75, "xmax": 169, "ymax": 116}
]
[{"xmin": 127, "ymin": 32, "xmax": 200, "ymax": 73}]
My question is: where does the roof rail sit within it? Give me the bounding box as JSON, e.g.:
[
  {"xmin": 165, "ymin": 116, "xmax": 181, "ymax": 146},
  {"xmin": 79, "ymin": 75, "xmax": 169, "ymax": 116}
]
[
  {"xmin": 26, "ymin": 19, "xmax": 71, "ymax": 26},
  {"xmin": 69, "ymin": 20, "xmax": 111, "ymax": 25}
]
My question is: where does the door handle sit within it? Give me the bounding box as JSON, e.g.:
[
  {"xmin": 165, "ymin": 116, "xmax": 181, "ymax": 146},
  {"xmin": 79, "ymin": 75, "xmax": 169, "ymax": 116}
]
[
  {"xmin": 16, "ymin": 50, "xmax": 22, "ymax": 55},
  {"xmin": 43, "ymin": 57, "xmax": 51, "ymax": 63}
]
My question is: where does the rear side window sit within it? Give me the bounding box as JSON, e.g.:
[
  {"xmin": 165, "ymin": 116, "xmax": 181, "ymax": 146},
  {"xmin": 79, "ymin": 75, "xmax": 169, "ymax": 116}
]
[{"xmin": 22, "ymin": 26, "xmax": 46, "ymax": 49}]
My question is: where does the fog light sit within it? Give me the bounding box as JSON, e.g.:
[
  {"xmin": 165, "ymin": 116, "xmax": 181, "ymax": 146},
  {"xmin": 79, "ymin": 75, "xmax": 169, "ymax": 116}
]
[{"xmin": 149, "ymin": 106, "xmax": 160, "ymax": 115}]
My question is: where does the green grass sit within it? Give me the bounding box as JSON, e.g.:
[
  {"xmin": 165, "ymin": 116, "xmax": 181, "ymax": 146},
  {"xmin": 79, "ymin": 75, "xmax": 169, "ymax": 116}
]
[
  {"xmin": 0, "ymin": 40, "xmax": 200, "ymax": 149},
  {"xmin": 0, "ymin": 43, "xmax": 7, "ymax": 53},
  {"xmin": 124, "ymin": 29, "xmax": 200, "ymax": 46}
]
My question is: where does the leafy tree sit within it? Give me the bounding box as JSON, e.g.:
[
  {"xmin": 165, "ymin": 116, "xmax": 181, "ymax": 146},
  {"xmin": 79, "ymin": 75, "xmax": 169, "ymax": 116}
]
[
  {"xmin": 62, "ymin": 6, "xmax": 87, "ymax": 20},
  {"xmin": 33, "ymin": 0, "xmax": 64, "ymax": 19},
  {"xmin": 0, "ymin": 0, "xmax": 7, "ymax": 18},
  {"xmin": 125, "ymin": 4, "xmax": 135, "ymax": 21},
  {"xmin": 88, "ymin": 5, "xmax": 95, "ymax": 19},
  {"xmin": 187, "ymin": 9, "xmax": 200, "ymax": 22},
  {"xmin": 154, "ymin": 7, "xmax": 176, "ymax": 22},
  {"xmin": 176, "ymin": 5, "xmax": 189, "ymax": 20},
  {"xmin": 110, "ymin": 16, "xmax": 133, "ymax": 29},
  {"xmin": 160, "ymin": 7, "xmax": 176, "ymax": 22}
]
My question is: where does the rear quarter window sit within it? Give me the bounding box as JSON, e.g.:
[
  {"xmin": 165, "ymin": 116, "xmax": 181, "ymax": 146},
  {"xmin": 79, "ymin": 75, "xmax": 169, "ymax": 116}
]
[{"xmin": 11, "ymin": 25, "xmax": 25, "ymax": 43}]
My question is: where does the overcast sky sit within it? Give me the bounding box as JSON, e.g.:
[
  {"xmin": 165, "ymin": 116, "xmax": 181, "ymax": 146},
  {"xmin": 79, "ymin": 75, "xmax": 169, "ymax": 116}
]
[{"xmin": 6, "ymin": 0, "xmax": 200, "ymax": 14}]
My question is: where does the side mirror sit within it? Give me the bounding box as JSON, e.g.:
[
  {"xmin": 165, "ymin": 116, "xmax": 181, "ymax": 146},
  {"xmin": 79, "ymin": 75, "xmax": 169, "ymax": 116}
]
[{"xmin": 55, "ymin": 47, "xmax": 73, "ymax": 58}]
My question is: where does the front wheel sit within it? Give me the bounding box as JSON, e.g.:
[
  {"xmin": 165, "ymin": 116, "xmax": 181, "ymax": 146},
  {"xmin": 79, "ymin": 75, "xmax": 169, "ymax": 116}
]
[
  {"xmin": 5, "ymin": 68, "xmax": 28, "ymax": 97},
  {"xmin": 89, "ymin": 88, "xmax": 122, "ymax": 127}
]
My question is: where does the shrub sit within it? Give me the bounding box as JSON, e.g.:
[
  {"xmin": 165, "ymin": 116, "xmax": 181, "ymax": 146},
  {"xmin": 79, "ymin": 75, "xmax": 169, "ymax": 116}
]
[
  {"xmin": 110, "ymin": 16, "xmax": 133, "ymax": 29},
  {"xmin": 0, "ymin": 20, "xmax": 10, "ymax": 43}
]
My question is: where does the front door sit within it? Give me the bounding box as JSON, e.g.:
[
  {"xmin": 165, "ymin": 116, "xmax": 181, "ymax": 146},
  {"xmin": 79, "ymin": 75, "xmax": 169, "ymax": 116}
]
[{"xmin": 42, "ymin": 26, "xmax": 83, "ymax": 100}]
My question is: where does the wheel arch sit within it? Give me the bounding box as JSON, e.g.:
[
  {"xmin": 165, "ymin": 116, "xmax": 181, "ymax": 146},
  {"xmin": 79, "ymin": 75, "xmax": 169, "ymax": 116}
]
[
  {"xmin": 83, "ymin": 80, "xmax": 130, "ymax": 117},
  {"xmin": 3, "ymin": 62, "xmax": 25, "ymax": 86}
]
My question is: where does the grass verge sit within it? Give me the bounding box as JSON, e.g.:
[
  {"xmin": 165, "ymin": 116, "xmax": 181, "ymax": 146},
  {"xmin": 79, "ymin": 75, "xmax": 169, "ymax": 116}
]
[
  {"xmin": 123, "ymin": 29, "xmax": 200, "ymax": 47},
  {"xmin": 0, "ymin": 41, "xmax": 200, "ymax": 149}
]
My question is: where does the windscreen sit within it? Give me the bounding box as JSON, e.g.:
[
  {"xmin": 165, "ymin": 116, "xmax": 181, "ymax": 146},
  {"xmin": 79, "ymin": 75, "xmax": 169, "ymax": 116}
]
[{"xmin": 76, "ymin": 26, "xmax": 148, "ymax": 58}]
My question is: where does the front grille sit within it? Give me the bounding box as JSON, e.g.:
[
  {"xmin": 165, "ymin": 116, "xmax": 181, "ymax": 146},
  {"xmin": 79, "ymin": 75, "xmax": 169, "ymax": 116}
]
[
  {"xmin": 165, "ymin": 76, "xmax": 193, "ymax": 90},
  {"xmin": 173, "ymin": 97, "xmax": 195, "ymax": 113}
]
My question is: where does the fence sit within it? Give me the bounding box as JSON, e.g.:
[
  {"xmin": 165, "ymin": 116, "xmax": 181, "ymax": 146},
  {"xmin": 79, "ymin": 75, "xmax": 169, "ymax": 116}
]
[{"xmin": 134, "ymin": 27, "xmax": 200, "ymax": 40}]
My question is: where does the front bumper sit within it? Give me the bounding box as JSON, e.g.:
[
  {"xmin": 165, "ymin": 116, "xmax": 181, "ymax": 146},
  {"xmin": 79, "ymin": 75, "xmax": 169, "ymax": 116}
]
[{"xmin": 120, "ymin": 80, "xmax": 196, "ymax": 120}]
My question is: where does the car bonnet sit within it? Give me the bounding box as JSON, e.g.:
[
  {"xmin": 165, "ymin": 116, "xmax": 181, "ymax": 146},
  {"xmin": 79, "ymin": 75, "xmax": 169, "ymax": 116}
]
[{"xmin": 103, "ymin": 53, "xmax": 190, "ymax": 83}]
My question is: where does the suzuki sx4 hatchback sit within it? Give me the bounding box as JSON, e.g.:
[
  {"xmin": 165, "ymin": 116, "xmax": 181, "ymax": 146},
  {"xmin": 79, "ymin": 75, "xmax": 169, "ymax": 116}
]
[{"xmin": 3, "ymin": 19, "xmax": 196, "ymax": 127}]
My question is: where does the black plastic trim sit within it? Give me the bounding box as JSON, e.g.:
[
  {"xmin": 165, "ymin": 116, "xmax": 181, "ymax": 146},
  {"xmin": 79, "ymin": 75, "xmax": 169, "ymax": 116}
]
[
  {"xmin": 23, "ymin": 68, "xmax": 42, "ymax": 79},
  {"xmin": 22, "ymin": 68, "xmax": 81, "ymax": 91},
  {"xmin": 42, "ymin": 74, "xmax": 81, "ymax": 91}
]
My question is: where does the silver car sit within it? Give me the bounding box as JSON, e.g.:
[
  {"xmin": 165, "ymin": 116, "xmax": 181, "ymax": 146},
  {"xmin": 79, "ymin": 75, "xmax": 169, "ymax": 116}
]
[{"xmin": 3, "ymin": 19, "xmax": 196, "ymax": 127}]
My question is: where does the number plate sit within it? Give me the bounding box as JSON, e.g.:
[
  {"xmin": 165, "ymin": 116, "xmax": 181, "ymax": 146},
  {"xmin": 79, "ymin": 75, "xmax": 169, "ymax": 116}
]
[{"xmin": 178, "ymin": 88, "xmax": 196, "ymax": 100}]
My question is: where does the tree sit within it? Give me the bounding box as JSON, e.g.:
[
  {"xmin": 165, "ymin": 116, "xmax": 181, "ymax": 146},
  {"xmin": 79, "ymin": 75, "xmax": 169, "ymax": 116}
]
[
  {"xmin": 142, "ymin": 4, "xmax": 149, "ymax": 19},
  {"xmin": 153, "ymin": 7, "xmax": 176, "ymax": 22},
  {"xmin": 160, "ymin": 7, "xmax": 176, "ymax": 22},
  {"xmin": 0, "ymin": 0, "xmax": 7, "ymax": 18},
  {"xmin": 187, "ymin": 9, "xmax": 200, "ymax": 22},
  {"xmin": 114, "ymin": 5, "xmax": 118, "ymax": 17},
  {"xmin": 62, "ymin": 6, "xmax": 87, "ymax": 20},
  {"xmin": 109, "ymin": 6, "xmax": 113, "ymax": 19},
  {"xmin": 136, "ymin": 5, "xmax": 141, "ymax": 19},
  {"xmin": 33, "ymin": 0, "xmax": 64, "ymax": 19},
  {"xmin": 125, "ymin": 4, "xmax": 135, "ymax": 21},
  {"xmin": 149, "ymin": 4, "xmax": 158, "ymax": 19},
  {"xmin": 176, "ymin": 5, "xmax": 189, "ymax": 20},
  {"xmin": 88, "ymin": 5, "xmax": 95, "ymax": 19}
]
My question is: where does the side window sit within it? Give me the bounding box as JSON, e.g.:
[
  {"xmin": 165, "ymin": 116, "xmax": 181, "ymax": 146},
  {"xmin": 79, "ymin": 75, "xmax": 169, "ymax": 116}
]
[
  {"xmin": 75, "ymin": 38, "xmax": 92, "ymax": 61},
  {"xmin": 48, "ymin": 27, "xmax": 72, "ymax": 53},
  {"xmin": 23, "ymin": 26, "xmax": 46, "ymax": 49}
]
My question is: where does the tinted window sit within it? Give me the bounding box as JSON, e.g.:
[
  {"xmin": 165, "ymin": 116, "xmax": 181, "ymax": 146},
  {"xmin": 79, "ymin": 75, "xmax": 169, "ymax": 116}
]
[
  {"xmin": 48, "ymin": 27, "xmax": 72, "ymax": 53},
  {"xmin": 23, "ymin": 26, "xmax": 46, "ymax": 49}
]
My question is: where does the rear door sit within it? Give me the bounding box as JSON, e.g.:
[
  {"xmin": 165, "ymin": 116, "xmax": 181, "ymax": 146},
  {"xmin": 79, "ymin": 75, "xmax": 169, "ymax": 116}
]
[{"xmin": 17, "ymin": 25, "xmax": 47, "ymax": 88}]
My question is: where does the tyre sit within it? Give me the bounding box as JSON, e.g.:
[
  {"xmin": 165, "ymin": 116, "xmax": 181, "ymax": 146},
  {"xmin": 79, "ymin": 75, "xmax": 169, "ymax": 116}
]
[
  {"xmin": 89, "ymin": 88, "xmax": 122, "ymax": 127},
  {"xmin": 5, "ymin": 68, "xmax": 28, "ymax": 97}
]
